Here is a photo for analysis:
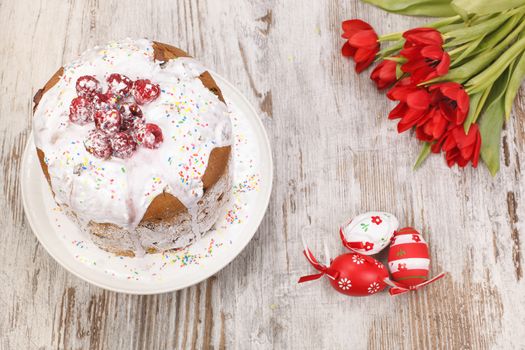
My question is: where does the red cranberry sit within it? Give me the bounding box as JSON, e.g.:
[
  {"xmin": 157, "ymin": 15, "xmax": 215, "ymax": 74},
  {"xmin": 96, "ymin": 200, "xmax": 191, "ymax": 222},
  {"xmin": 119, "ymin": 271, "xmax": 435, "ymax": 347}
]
[
  {"xmin": 84, "ymin": 129, "xmax": 112, "ymax": 159},
  {"xmin": 107, "ymin": 73, "xmax": 133, "ymax": 97},
  {"xmin": 132, "ymin": 79, "xmax": 160, "ymax": 105},
  {"xmin": 134, "ymin": 123, "xmax": 163, "ymax": 149},
  {"xmin": 119, "ymin": 103, "xmax": 144, "ymax": 131},
  {"xmin": 93, "ymin": 92, "xmax": 110, "ymax": 111},
  {"xmin": 110, "ymin": 132, "xmax": 137, "ymax": 159},
  {"xmin": 76, "ymin": 76, "xmax": 101, "ymax": 97},
  {"xmin": 94, "ymin": 108, "xmax": 122, "ymax": 134},
  {"xmin": 69, "ymin": 96, "xmax": 94, "ymax": 125},
  {"xmin": 120, "ymin": 103, "xmax": 143, "ymax": 118}
]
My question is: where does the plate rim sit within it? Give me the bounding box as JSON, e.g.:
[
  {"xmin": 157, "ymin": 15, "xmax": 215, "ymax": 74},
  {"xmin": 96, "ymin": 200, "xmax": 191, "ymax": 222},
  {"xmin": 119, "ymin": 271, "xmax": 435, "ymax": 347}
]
[{"xmin": 21, "ymin": 71, "xmax": 273, "ymax": 294}]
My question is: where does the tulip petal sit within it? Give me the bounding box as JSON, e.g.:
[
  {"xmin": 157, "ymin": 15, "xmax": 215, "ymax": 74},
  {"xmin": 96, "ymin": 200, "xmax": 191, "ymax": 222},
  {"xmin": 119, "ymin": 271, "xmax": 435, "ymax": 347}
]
[
  {"xmin": 379, "ymin": 61, "xmax": 396, "ymax": 80},
  {"xmin": 388, "ymin": 102, "xmax": 407, "ymax": 120},
  {"xmin": 398, "ymin": 108, "xmax": 429, "ymax": 132},
  {"xmin": 355, "ymin": 55, "xmax": 375, "ymax": 73},
  {"xmin": 403, "ymin": 28, "xmax": 443, "ymax": 46},
  {"xmin": 349, "ymin": 30, "xmax": 378, "ymax": 48},
  {"xmin": 342, "ymin": 41, "xmax": 355, "ymax": 57},
  {"xmin": 371, "ymin": 62, "xmax": 394, "ymax": 89},
  {"xmin": 442, "ymin": 134, "xmax": 457, "ymax": 152},
  {"xmin": 472, "ymin": 131, "xmax": 481, "ymax": 167},
  {"xmin": 421, "ymin": 46, "xmax": 444, "ymax": 60},
  {"xmin": 401, "ymin": 59, "xmax": 427, "ymax": 73},
  {"xmin": 456, "ymin": 90, "xmax": 470, "ymax": 115},
  {"xmin": 342, "ymin": 19, "xmax": 373, "ymax": 34},
  {"xmin": 354, "ymin": 47, "xmax": 374, "ymax": 63},
  {"xmin": 433, "ymin": 114, "xmax": 448, "ymax": 139},
  {"xmin": 436, "ymin": 52, "xmax": 450, "ymax": 76},
  {"xmin": 407, "ymin": 90, "xmax": 430, "ymax": 110}
]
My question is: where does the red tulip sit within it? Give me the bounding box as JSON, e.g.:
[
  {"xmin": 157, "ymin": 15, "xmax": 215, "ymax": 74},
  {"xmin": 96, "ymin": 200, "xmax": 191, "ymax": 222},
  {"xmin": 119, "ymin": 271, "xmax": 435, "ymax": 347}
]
[
  {"xmin": 401, "ymin": 45, "xmax": 450, "ymax": 83},
  {"xmin": 415, "ymin": 107, "xmax": 448, "ymax": 142},
  {"xmin": 432, "ymin": 124, "xmax": 482, "ymax": 168},
  {"xmin": 341, "ymin": 19, "xmax": 379, "ymax": 73},
  {"xmin": 399, "ymin": 27, "xmax": 449, "ymax": 83},
  {"xmin": 370, "ymin": 59, "xmax": 398, "ymax": 89},
  {"xmin": 403, "ymin": 28, "xmax": 443, "ymax": 47},
  {"xmin": 429, "ymin": 82, "xmax": 470, "ymax": 125},
  {"xmin": 387, "ymin": 78, "xmax": 432, "ymax": 132}
]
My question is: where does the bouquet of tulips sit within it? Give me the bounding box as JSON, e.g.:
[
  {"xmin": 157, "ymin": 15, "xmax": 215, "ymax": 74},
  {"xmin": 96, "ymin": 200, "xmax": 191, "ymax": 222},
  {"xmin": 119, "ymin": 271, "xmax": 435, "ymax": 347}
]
[{"xmin": 342, "ymin": 0, "xmax": 525, "ymax": 174}]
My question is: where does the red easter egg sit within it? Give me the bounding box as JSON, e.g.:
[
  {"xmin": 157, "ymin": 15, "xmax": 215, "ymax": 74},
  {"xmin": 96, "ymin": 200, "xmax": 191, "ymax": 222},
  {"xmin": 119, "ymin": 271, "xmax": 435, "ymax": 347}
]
[
  {"xmin": 329, "ymin": 253, "xmax": 389, "ymax": 296},
  {"xmin": 388, "ymin": 227, "xmax": 429, "ymax": 287},
  {"xmin": 298, "ymin": 249, "xmax": 388, "ymax": 297}
]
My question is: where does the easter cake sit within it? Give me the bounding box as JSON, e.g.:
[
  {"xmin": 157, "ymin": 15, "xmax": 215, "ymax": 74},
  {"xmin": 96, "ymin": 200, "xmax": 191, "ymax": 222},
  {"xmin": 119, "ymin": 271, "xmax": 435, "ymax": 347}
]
[{"xmin": 33, "ymin": 39, "xmax": 232, "ymax": 257}]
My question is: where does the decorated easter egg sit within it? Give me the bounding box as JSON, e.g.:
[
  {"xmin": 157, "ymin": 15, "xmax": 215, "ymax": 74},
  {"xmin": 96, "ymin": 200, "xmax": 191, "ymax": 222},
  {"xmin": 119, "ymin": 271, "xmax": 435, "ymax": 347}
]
[
  {"xmin": 329, "ymin": 253, "xmax": 389, "ymax": 296},
  {"xmin": 340, "ymin": 212, "xmax": 399, "ymax": 255},
  {"xmin": 387, "ymin": 227, "xmax": 429, "ymax": 286},
  {"xmin": 299, "ymin": 249, "xmax": 389, "ymax": 297}
]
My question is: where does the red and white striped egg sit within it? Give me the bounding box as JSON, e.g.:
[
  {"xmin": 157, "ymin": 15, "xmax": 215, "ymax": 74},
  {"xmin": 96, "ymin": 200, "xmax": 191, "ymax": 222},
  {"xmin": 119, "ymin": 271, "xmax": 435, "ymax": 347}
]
[{"xmin": 387, "ymin": 227, "xmax": 430, "ymax": 286}]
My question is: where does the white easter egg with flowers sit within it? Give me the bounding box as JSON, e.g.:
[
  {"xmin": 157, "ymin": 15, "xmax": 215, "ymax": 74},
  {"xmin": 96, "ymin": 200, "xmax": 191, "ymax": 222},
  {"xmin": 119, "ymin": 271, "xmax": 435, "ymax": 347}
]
[{"xmin": 339, "ymin": 212, "xmax": 399, "ymax": 255}]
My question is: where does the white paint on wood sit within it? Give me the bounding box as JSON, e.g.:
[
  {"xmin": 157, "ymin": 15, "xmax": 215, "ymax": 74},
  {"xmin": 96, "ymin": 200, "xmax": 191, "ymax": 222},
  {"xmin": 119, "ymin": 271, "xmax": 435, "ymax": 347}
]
[{"xmin": 0, "ymin": 0, "xmax": 524, "ymax": 349}]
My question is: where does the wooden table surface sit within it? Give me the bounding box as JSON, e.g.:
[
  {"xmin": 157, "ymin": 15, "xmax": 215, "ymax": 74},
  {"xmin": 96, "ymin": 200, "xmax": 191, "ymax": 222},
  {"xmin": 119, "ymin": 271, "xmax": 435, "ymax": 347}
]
[{"xmin": 1, "ymin": 0, "xmax": 524, "ymax": 349}]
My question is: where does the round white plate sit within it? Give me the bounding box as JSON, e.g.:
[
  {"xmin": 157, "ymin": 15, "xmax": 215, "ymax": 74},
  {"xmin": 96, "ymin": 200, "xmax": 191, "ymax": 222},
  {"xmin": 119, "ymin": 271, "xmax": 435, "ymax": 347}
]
[{"xmin": 21, "ymin": 73, "xmax": 273, "ymax": 294}]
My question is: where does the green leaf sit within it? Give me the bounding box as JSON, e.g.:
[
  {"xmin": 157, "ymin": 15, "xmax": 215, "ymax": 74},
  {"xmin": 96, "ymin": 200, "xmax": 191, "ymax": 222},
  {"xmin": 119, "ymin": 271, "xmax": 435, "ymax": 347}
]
[
  {"xmin": 376, "ymin": 16, "xmax": 461, "ymax": 60},
  {"xmin": 504, "ymin": 52, "xmax": 525, "ymax": 119},
  {"xmin": 450, "ymin": 3, "xmax": 469, "ymax": 21},
  {"xmin": 362, "ymin": 0, "xmax": 456, "ymax": 17},
  {"xmin": 414, "ymin": 143, "xmax": 432, "ymax": 170},
  {"xmin": 464, "ymin": 92, "xmax": 482, "ymax": 132},
  {"xmin": 464, "ymin": 86, "xmax": 492, "ymax": 133},
  {"xmin": 467, "ymin": 36, "xmax": 525, "ymax": 94},
  {"xmin": 479, "ymin": 98, "xmax": 504, "ymax": 176},
  {"xmin": 395, "ymin": 64, "xmax": 404, "ymax": 80},
  {"xmin": 384, "ymin": 56, "xmax": 407, "ymax": 64},
  {"xmin": 483, "ymin": 67, "xmax": 513, "ymax": 112},
  {"xmin": 478, "ymin": 70, "xmax": 513, "ymax": 175},
  {"xmin": 431, "ymin": 19, "xmax": 525, "ymax": 84},
  {"xmin": 444, "ymin": 14, "xmax": 510, "ymax": 47},
  {"xmin": 378, "ymin": 32, "xmax": 403, "ymax": 42},
  {"xmin": 451, "ymin": 36, "xmax": 484, "ymax": 67},
  {"xmin": 394, "ymin": 2, "xmax": 458, "ymax": 17},
  {"xmin": 427, "ymin": 15, "xmax": 463, "ymax": 29},
  {"xmin": 451, "ymin": 0, "xmax": 525, "ymax": 16},
  {"xmin": 378, "ymin": 40, "xmax": 404, "ymax": 59},
  {"xmin": 468, "ymin": 14, "xmax": 522, "ymax": 58}
]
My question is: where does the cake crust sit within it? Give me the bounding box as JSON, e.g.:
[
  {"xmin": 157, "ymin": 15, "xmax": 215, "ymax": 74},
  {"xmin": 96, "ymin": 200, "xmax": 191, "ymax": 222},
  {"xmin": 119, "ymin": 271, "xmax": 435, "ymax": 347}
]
[{"xmin": 33, "ymin": 41, "xmax": 232, "ymax": 256}]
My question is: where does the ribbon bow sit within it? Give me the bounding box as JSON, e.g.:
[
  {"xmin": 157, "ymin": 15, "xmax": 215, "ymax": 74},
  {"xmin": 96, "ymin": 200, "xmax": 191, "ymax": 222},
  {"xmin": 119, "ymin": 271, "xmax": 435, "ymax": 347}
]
[
  {"xmin": 298, "ymin": 243, "xmax": 339, "ymax": 283},
  {"xmin": 339, "ymin": 228, "xmax": 374, "ymax": 252},
  {"xmin": 384, "ymin": 272, "xmax": 446, "ymax": 295}
]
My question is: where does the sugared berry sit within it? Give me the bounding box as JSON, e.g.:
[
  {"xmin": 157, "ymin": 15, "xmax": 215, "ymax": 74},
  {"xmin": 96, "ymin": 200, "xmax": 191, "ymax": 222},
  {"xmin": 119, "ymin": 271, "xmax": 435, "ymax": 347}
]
[
  {"xmin": 72, "ymin": 74, "xmax": 164, "ymax": 160},
  {"xmin": 132, "ymin": 79, "xmax": 160, "ymax": 105},
  {"xmin": 76, "ymin": 75, "xmax": 101, "ymax": 97},
  {"xmin": 107, "ymin": 73, "xmax": 133, "ymax": 97},
  {"xmin": 93, "ymin": 92, "xmax": 109, "ymax": 111},
  {"xmin": 94, "ymin": 108, "xmax": 122, "ymax": 134},
  {"xmin": 119, "ymin": 102, "xmax": 143, "ymax": 118},
  {"xmin": 84, "ymin": 129, "xmax": 112, "ymax": 159},
  {"xmin": 119, "ymin": 103, "xmax": 144, "ymax": 131},
  {"xmin": 134, "ymin": 123, "xmax": 164, "ymax": 149},
  {"xmin": 69, "ymin": 96, "xmax": 94, "ymax": 125},
  {"xmin": 110, "ymin": 132, "xmax": 137, "ymax": 159}
]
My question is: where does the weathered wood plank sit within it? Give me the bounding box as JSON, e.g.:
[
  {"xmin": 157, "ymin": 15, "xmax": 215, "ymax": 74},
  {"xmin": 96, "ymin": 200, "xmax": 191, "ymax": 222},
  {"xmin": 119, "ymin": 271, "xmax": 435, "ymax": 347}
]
[{"xmin": 0, "ymin": 0, "xmax": 524, "ymax": 349}]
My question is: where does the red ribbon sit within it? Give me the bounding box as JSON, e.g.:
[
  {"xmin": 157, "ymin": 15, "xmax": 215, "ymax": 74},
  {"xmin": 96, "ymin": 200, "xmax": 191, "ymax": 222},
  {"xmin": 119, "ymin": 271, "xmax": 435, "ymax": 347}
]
[
  {"xmin": 298, "ymin": 248, "xmax": 338, "ymax": 283},
  {"xmin": 385, "ymin": 272, "xmax": 446, "ymax": 295},
  {"xmin": 339, "ymin": 228, "xmax": 374, "ymax": 252}
]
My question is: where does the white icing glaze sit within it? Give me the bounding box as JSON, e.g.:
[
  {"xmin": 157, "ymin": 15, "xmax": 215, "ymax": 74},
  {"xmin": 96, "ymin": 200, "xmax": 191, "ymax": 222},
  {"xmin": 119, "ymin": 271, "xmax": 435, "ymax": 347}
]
[{"xmin": 33, "ymin": 39, "xmax": 232, "ymax": 236}]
